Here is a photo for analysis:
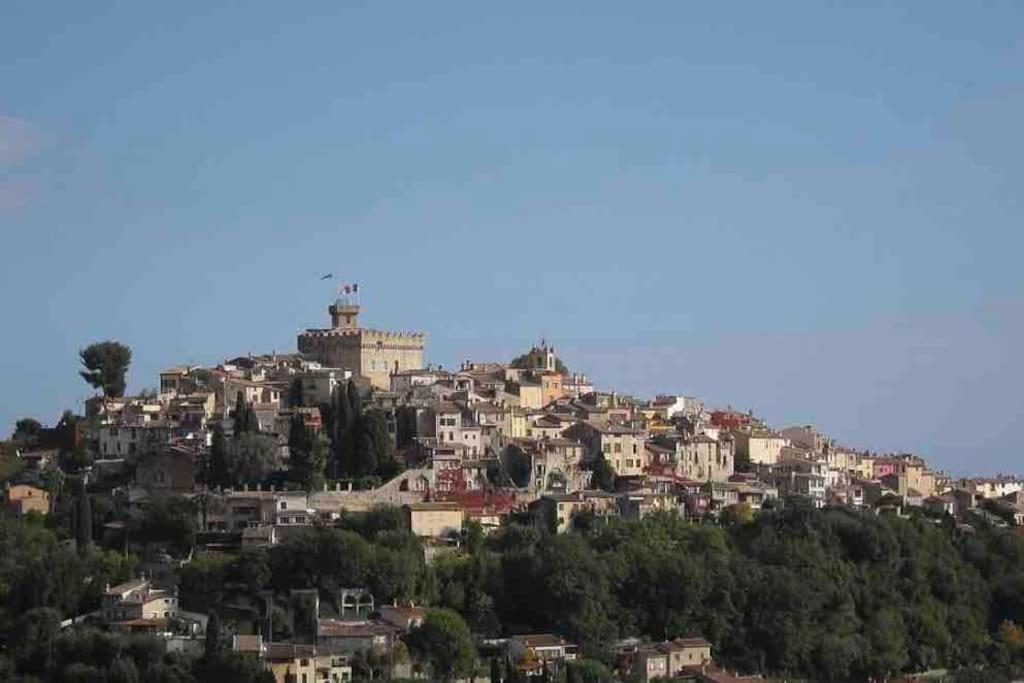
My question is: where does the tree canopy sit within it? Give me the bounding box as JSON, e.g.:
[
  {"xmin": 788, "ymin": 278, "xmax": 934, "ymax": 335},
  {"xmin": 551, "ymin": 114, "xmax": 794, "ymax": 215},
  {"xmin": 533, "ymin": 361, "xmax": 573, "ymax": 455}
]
[
  {"xmin": 510, "ymin": 347, "xmax": 569, "ymax": 375},
  {"xmin": 79, "ymin": 341, "xmax": 132, "ymax": 397}
]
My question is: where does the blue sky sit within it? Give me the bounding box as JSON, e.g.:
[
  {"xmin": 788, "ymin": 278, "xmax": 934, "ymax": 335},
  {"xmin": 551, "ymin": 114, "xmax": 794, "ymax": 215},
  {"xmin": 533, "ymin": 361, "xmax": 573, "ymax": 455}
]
[{"xmin": 1, "ymin": 2, "xmax": 1021, "ymax": 474}]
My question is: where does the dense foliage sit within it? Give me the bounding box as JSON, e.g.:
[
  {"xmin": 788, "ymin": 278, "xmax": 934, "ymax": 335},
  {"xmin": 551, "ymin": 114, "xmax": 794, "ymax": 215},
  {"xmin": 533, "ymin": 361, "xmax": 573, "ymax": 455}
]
[
  {"xmin": 443, "ymin": 507, "xmax": 1024, "ymax": 682},
  {"xmin": 79, "ymin": 341, "xmax": 132, "ymax": 398},
  {"xmin": 7, "ymin": 488, "xmax": 1024, "ymax": 682},
  {"xmin": 510, "ymin": 347, "xmax": 569, "ymax": 375}
]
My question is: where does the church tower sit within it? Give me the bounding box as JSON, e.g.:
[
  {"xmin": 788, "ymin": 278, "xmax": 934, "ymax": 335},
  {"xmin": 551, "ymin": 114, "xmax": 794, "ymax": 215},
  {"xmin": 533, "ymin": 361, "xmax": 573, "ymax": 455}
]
[{"xmin": 542, "ymin": 340, "xmax": 556, "ymax": 372}]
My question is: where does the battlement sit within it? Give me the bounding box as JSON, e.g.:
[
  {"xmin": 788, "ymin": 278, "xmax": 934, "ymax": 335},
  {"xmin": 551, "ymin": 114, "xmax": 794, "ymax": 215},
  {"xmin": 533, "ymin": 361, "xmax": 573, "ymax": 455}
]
[
  {"xmin": 299, "ymin": 328, "xmax": 426, "ymax": 343},
  {"xmin": 297, "ymin": 299, "xmax": 427, "ymax": 389}
]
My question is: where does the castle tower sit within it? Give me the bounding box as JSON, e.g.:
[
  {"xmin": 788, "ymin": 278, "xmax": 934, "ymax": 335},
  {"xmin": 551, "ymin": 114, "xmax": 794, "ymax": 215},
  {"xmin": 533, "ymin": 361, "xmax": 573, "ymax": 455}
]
[
  {"xmin": 298, "ymin": 297, "xmax": 426, "ymax": 390},
  {"xmin": 329, "ymin": 302, "xmax": 360, "ymax": 330}
]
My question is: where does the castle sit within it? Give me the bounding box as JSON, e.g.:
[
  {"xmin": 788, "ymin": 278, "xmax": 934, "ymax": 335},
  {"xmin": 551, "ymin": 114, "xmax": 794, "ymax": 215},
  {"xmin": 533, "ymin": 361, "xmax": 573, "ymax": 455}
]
[{"xmin": 297, "ymin": 298, "xmax": 426, "ymax": 390}]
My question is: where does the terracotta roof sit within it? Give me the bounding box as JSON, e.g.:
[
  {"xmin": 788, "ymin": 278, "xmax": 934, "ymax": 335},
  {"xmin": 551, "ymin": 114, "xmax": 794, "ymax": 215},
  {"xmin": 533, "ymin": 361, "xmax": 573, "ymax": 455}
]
[
  {"xmin": 318, "ymin": 619, "xmax": 394, "ymax": 638},
  {"xmin": 265, "ymin": 643, "xmax": 317, "ymax": 659},
  {"xmin": 512, "ymin": 633, "xmax": 575, "ymax": 649}
]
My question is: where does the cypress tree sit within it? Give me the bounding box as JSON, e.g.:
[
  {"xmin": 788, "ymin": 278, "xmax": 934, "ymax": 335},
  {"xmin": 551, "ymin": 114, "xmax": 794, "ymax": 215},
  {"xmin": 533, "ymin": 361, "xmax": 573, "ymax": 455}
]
[
  {"xmin": 288, "ymin": 413, "xmax": 314, "ymax": 487},
  {"xmin": 209, "ymin": 424, "xmax": 229, "ymax": 489},
  {"xmin": 591, "ymin": 451, "xmax": 616, "ymax": 492},
  {"xmin": 233, "ymin": 391, "xmax": 248, "ymax": 436},
  {"xmin": 205, "ymin": 610, "xmax": 224, "ymax": 657},
  {"xmin": 346, "ymin": 380, "xmax": 362, "ymax": 423},
  {"xmin": 76, "ymin": 483, "xmax": 93, "ymax": 555}
]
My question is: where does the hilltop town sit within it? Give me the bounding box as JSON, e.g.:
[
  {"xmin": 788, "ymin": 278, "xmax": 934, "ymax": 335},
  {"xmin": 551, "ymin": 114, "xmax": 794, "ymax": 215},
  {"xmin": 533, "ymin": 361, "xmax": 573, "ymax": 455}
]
[{"xmin": 3, "ymin": 296, "xmax": 1024, "ymax": 683}]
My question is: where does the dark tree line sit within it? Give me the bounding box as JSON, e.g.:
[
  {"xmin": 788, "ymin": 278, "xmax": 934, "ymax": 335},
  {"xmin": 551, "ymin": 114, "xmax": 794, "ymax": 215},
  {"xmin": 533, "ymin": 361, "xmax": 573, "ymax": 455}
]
[
  {"xmin": 431, "ymin": 507, "xmax": 1024, "ymax": 682},
  {"xmin": 324, "ymin": 381, "xmax": 400, "ymax": 481}
]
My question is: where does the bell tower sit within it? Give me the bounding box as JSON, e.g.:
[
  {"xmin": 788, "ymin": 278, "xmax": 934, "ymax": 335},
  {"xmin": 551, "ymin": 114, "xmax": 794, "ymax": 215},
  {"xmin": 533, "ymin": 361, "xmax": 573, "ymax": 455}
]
[
  {"xmin": 541, "ymin": 339, "xmax": 556, "ymax": 372},
  {"xmin": 329, "ymin": 301, "xmax": 360, "ymax": 330}
]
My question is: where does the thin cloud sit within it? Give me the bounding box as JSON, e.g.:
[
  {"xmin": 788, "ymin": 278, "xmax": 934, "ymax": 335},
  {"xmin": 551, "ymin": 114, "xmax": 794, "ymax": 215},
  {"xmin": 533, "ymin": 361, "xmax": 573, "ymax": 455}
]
[{"xmin": 0, "ymin": 115, "xmax": 46, "ymax": 168}]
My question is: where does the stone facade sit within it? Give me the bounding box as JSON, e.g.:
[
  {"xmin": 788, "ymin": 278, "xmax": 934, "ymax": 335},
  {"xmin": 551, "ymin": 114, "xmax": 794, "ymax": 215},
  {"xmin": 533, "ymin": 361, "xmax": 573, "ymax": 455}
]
[{"xmin": 297, "ymin": 300, "xmax": 426, "ymax": 390}]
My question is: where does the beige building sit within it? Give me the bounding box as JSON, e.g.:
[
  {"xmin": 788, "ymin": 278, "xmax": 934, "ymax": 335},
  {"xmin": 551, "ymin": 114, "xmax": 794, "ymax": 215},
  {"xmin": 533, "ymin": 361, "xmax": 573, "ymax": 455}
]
[
  {"xmin": 298, "ymin": 300, "xmax": 426, "ymax": 390},
  {"xmin": 404, "ymin": 501, "xmax": 464, "ymax": 538},
  {"xmin": 102, "ymin": 578, "xmax": 178, "ymax": 623},
  {"xmin": 566, "ymin": 421, "xmax": 648, "ymax": 477},
  {"xmin": 732, "ymin": 429, "xmax": 787, "ymax": 465},
  {"xmin": 5, "ymin": 484, "xmax": 50, "ymax": 516},
  {"xmin": 679, "ymin": 434, "xmax": 734, "ymax": 483}
]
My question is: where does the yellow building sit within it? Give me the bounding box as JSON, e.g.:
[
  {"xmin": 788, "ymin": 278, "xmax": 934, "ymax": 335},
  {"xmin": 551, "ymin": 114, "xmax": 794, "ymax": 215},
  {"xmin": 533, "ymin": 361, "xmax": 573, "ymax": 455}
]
[{"xmin": 5, "ymin": 484, "xmax": 50, "ymax": 516}]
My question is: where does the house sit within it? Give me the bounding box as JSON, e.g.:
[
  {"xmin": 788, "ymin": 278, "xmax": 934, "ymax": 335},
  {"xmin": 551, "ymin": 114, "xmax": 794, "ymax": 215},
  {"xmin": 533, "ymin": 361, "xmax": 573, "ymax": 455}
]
[
  {"xmin": 507, "ymin": 634, "xmax": 578, "ymax": 678},
  {"xmin": 135, "ymin": 445, "xmax": 198, "ymax": 495},
  {"xmin": 731, "ymin": 429, "xmax": 787, "ymax": 466},
  {"xmin": 242, "ymin": 525, "xmax": 277, "ymax": 546},
  {"xmin": 404, "ymin": 502, "xmax": 464, "ymax": 539},
  {"xmin": 635, "ymin": 644, "xmax": 670, "ymax": 682},
  {"xmin": 264, "ymin": 643, "xmax": 318, "ymax": 683},
  {"xmin": 693, "ymin": 434, "xmax": 737, "ymax": 483},
  {"xmin": 564, "ymin": 421, "xmax": 648, "ymax": 478},
  {"xmin": 534, "ymin": 491, "xmax": 618, "ymax": 533},
  {"xmin": 5, "ymin": 483, "xmax": 50, "ymax": 516},
  {"xmin": 98, "ymin": 422, "xmax": 171, "ymax": 457},
  {"xmin": 233, "ymin": 636, "xmax": 352, "ymax": 683},
  {"xmin": 378, "ymin": 605, "xmax": 426, "ymax": 632},
  {"xmin": 633, "ymin": 637, "xmax": 714, "ymax": 682},
  {"xmin": 316, "ymin": 619, "xmax": 396, "ymax": 656},
  {"xmin": 924, "ymin": 495, "xmax": 956, "ymax": 516},
  {"xmin": 102, "ymin": 578, "xmax": 178, "ymax": 624},
  {"xmin": 666, "ymin": 637, "xmax": 713, "ymax": 674}
]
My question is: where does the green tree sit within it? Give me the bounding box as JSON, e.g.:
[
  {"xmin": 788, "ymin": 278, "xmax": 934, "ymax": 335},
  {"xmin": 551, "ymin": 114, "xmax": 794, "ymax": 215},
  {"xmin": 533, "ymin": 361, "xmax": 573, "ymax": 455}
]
[
  {"xmin": 79, "ymin": 341, "xmax": 132, "ymax": 397},
  {"xmin": 331, "ymin": 383, "xmax": 355, "ymax": 477},
  {"xmin": 510, "ymin": 347, "xmax": 569, "ymax": 375},
  {"xmin": 139, "ymin": 497, "xmax": 198, "ymax": 556},
  {"xmin": 233, "ymin": 392, "xmax": 257, "ymax": 436},
  {"xmin": 205, "ymin": 610, "xmax": 224, "ymax": 657},
  {"xmin": 362, "ymin": 409, "xmax": 397, "ymax": 477},
  {"xmin": 307, "ymin": 433, "xmax": 329, "ymax": 491},
  {"xmin": 590, "ymin": 452, "xmax": 615, "ymax": 492},
  {"xmin": 75, "ymin": 484, "xmax": 93, "ymax": 555},
  {"xmin": 106, "ymin": 656, "xmax": 141, "ymax": 683},
  {"xmin": 288, "ymin": 413, "xmax": 314, "ymax": 486},
  {"xmin": 407, "ymin": 608, "xmax": 477, "ymax": 682},
  {"xmin": 226, "ymin": 433, "xmax": 279, "ymax": 485},
  {"xmin": 13, "ymin": 418, "xmax": 43, "ymax": 445},
  {"xmin": 207, "ymin": 425, "xmax": 229, "ymax": 489},
  {"xmin": 288, "ymin": 376, "xmax": 303, "ymax": 408}
]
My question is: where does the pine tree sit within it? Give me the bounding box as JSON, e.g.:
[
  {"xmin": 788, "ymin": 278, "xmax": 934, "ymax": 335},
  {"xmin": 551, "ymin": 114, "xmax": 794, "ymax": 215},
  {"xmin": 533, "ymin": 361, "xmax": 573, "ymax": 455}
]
[{"xmin": 76, "ymin": 483, "xmax": 93, "ymax": 555}]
